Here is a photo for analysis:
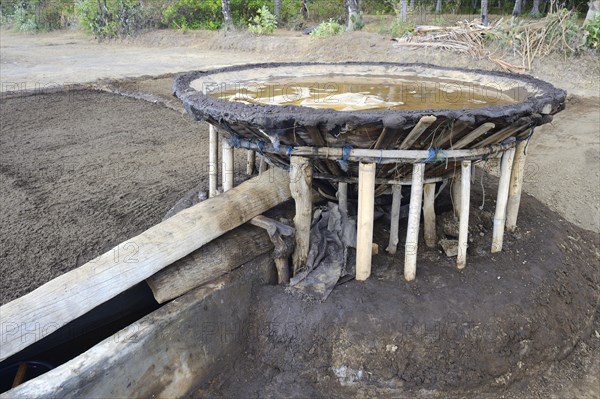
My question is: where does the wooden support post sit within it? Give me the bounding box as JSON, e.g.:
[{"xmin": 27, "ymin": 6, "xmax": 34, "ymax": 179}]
[
  {"xmin": 492, "ymin": 148, "xmax": 516, "ymax": 253},
  {"xmin": 246, "ymin": 150, "xmax": 256, "ymax": 175},
  {"xmin": 0, "ymin": 171, "xmax": 292, "ymax": 361},
  {"xmin": 290, "ymin": 156, "xmax": 313, "ymax": 275},
  {"xmin": 337, "ymin": 181, "xmax": 348, "ymax": 217},
  {"xmin": 386, "ymin": 184, "xmax": 402, "ymax": 254},
  {"xmin": 506, "ymin": 139, "xmax": 528, "ymax": 232},
  {"xmin": 249, "ymin": 215, "xmax": 294, "ymax": 285},
  {"xmin": 259, "ymin": 155, "xmax": 268, "ymax": 174},
  {"xmin": 356, "ymin": 162, "xmax": 376, "ymax": 281},
  {"xmin": 222, "ymin": 139, "xmax": 234, "ymax": 192},
  {"xmin": 457, "ymin": 160, "xmax": 471, "ymax": 269},
  {"xmin": 404, "ymin": 163, "xmax": 425, "ymax": 281},
  {"xmin": 208, "ymin": 124, "xmax": 218, "ymax": 198},
  {"xmin": 452, "ymin": 169, "xmax": 462, "ymax": 218},
  {"xmin": 423, "ymin": 183, "xmax": 437, "ymax": 248}
]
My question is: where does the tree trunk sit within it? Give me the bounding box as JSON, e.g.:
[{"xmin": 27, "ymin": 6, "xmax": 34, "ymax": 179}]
[
  {"xmin": 400, "ymin": 0, "xmax": 409, "ymax": 21},
  {"xmin": 410, "ymin": 0, "xmax": 415, "ymax": 10},
  {"xmin": 221, "ymin": 0, "xmax": 234, "ymax": 30},
  {"xmin": 472, "ymin": 0, "xmax": 478, "ymax": 13},
  {"xmin": 512, "ymin": 0, "xmax": 522, "ymax": 16},
  {"xmin": 481, "ymin": 0, "xmax": 489, "ymax": 25},
  {"xmin": 274, "ymin": 0, "xmax": 281, "ymax": 20},
  {"xmin": 585, "ymin": 1, "xmax": 600, "ymax": 23},
  {"xmin": 346, "ymin": 0, "xmax": 360, "ymax": 31},
  {"xmin": 435, "ymin": 0, "xmax": 442, "ymax": 14},
  {"xmin": 530, "ymin": 0, "xmax": 540, "ymax": 15}
]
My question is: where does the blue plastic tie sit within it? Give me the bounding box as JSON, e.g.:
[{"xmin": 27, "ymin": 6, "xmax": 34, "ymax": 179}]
[
  {"xmin": 257, "ymin": 140, "xmax": 265, "ymax": 156},
  {"xmin": 342, "ymin": 145, "xmax": 352, "ymax": 161},
  {"xmin": 287, "ymin": 146, "xmax": 293, "ymax": 156}
]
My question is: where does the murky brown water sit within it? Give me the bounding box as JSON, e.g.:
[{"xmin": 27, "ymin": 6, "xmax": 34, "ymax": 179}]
[{"xmin": 210, "ymin": 75, "xmax": 518, "ymax": 111}]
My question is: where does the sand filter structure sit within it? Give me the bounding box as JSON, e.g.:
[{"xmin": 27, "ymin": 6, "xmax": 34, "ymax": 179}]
[
  {"xmin": 3, "ymin": 63, "xmax": 599, "ymax": 397},
  {"xmin": 174, "ymin": 62, "xmax": 565, "ymax": 283}
]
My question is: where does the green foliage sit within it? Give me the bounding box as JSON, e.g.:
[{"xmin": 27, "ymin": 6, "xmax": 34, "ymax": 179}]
[
  {"xmin": 584, "ymin": 14, "xmax": 600, "ymax": 51},
  {"xmin": 248, "ymin": 5, "xmax": 277, "ymax": 34},
  {"xmin": 308, "ymin": 0, "xmax": 344, "ymax": 22},
  {"xmin": 76, "ymin": 0, "xmax": 159, "ymax": 38},
  {"xmin": 1, "ymin": 0, "xmax": 75, "ymax": 31},
  {"xmin": 387, "ymin": 18, "xmax": 414, "ymax": 37},
  {"xmin": 162, "ymin": 0, "xmax": 222, "ymax": 30},
  {"xmin": 310, "ymin": 18, "xmax": 344, "ymax": 36}
]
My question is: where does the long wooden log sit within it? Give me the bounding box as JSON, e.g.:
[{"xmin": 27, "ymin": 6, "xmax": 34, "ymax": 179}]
[
  {"xmin": 0, "ymin": 170, "xmax": 291, "ymax": 362},
  {"xmin": 146, "ymin": 225, "xmax": 273, "ymax": 303},
  {"xmin": 246, "ymin": 150, "xmax": 256, "ymax": 175}
]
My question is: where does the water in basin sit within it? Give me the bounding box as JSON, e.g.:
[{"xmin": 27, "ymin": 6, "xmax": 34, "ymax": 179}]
[{"xmin": 210, "ymin": 75, "xmax": 519, "ymax": 111}]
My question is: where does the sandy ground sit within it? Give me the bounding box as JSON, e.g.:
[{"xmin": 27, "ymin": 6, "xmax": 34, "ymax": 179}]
[{"xmin": 0, "ymin": 28, "xmax": 599, "ymax": 397}]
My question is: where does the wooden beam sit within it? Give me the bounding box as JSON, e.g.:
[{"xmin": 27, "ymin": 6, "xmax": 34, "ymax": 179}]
[
  {"xmin": 506, "ymin": 139, "xmax": 528, "ymax": 232},
  {"xmin": 246, "ymin": 150, "xmax": 256, "ymax": 175},
  {"xmin": 423, "ymin": 183, "xmax": 437, "ymax": 248},
  {"xmin": 404, "ymin": 163, "xmax": 425, "ymax": 281},
  {"xmin": 337, "ymin": 182, "xmax": 348, "ymax": 217},
  {"xmin": 452, "ymin": 169, "xmax": 462, "ymax": 218},
  {"xmin": 492, "ymin": 148, "xmax": 516, "ymax": 253},
  {"xmin": 208, "ymin": 124, "xmax": 218, "ymax": 198},
  {"xmin": 222, "ymin": 139, "xmax": 234, "ymax": 192},
  {"xmin": 386, "ymin": 184, "xmax": 402, "ymax": 254},
  {"xmin": 146, "ymin": 225, "xmax": 273, "ymax": 303},
  {"xmin": 0, "ymin": 170, "xmax": 291, "ymax": 362},
  {"xmin": 452, "ymin": 122, "xmax": 495, "ymax": 149},
  {"xmin": 290, "ymin": 156, "xmax": 313, "ymax": 275},
  {"xmin": 400, "ymin": 116, "xmax": 437, "ymax": 149},
  {"xmin": 457, "ymin": 161, "xmax": 471, "ymax": 269},
  {"xmin": 356, "ymin": 162, "xmax": 376, "ymax": 281}
]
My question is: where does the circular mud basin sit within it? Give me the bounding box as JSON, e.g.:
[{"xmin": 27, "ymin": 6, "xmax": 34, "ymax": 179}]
[{"xmin": 174, "ymin": 62, "xmax": 565, "ymax": 182}]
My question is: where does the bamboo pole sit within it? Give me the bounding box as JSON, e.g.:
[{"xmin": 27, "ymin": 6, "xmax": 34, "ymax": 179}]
[
  {"xmin": 492, "ymin": 148, "xmax": 516, "ymax": 253},
  {"xmin": 506, "ymin": 139, "xmax": 528, "ymax": 232},
  {"xmin": 356, "ymin": 162, "xmax": 376, "ymax": 281},
  {"xmin": 233, "ymin": 137, "xmax": 516, "ymax": 164},
  {"xmin": 452, "ymin": 169, "xmax": 462, "ymax": 218},
  {"xmin": 404, "ymin": 163, "xmax": 425, "ymax": 281},
  {"xmin": 457, "ymin": 160, "xmax": 471, "ymax": 269},
  {"xmin": 290, "ymin": 156, "xmax": 313, "ymax": 275},
  {"xmin": 208, "ymin": 124, "xmax": 218, "ymax": 198},
  {"xmin": 337, "ymin": 182, "xmax": 348, "ymax": 217},
  {"xmin": 222, "ymin": 140, "xmax": 234, "ymax": 192},
  {"xmin": 246, "ymin": 150, "xmax": 256, "ymax": 175},
  {"xmin": 423, "ymin": 183, "xmax": 436, "ymax": 248},
  {"xmin": 386, "ymin": 184, "xmax": 403, "ymax": 254}
]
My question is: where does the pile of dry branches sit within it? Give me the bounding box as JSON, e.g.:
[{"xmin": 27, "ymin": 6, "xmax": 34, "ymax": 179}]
[{"xmin": 393, "ymin": 10, "xmax": 587, "ymax": 72}]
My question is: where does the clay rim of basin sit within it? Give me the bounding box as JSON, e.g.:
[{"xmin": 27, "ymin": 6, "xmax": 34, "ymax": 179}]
[{"xmin": 173, "ymin": 62, "xmax": 567, "ymax": 130}]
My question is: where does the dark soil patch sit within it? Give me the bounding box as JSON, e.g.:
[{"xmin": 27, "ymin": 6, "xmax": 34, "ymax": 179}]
[{"xmin": 0, "ymin": 91, "xmax": 247, "ymax": 304}]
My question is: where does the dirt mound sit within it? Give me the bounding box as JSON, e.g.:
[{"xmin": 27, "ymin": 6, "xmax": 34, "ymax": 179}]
[{"xmin": 198, "ymin": 178, "xmax": 600, "ymax": 397}]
